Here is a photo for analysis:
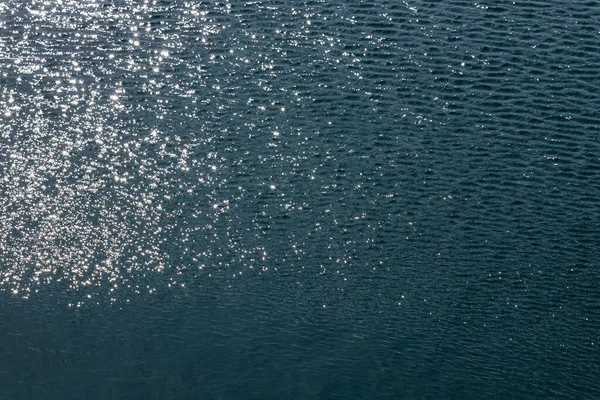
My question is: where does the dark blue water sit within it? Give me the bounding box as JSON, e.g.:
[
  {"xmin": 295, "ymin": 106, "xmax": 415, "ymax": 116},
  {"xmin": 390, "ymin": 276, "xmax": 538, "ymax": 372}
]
[{"xmin": 1, "ymin": 1, "xmax": 599, "ymax": 398}]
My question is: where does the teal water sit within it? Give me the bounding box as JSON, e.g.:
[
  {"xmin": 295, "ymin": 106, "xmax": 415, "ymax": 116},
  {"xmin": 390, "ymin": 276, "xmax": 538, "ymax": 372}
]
[{"xmin": 1, "ymin": 1, "xmax": 599, "ymax": 398}]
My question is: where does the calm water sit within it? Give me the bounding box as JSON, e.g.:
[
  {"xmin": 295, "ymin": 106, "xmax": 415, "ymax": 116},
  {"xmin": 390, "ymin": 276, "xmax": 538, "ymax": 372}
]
[{"xmin": 1, "ymin": 0, "xmax": 599, "ymax": 398}]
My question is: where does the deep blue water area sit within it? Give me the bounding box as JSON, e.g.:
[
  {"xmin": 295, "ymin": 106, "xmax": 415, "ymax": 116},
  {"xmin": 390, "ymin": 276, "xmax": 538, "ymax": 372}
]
[{"xmin": 1, "ymin": 1, "xmax": 599, "ymax": 398}]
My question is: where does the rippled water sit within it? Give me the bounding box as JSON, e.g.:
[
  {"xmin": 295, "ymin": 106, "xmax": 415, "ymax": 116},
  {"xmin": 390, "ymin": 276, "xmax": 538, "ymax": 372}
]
[{"xmin": 1, "ymin": 0, "xmax": 599, "ymax": 398}]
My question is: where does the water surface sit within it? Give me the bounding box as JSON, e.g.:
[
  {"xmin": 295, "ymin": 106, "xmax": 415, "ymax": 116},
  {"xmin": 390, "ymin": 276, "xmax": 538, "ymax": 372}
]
[{"xmin": 1, "ymin": 1, "xmax": 599, "ymax": 398}]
